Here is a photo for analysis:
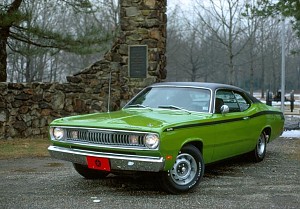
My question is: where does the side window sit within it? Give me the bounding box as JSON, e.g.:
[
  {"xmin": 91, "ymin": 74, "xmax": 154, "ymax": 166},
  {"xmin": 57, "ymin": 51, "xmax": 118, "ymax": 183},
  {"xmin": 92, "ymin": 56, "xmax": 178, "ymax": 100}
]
[
  {"xmin": 234, "ymin": 92, "xmax": 250, "ymax": 111},
  {"xmin": 216, "ymin": 90, "xmax": 250, "ymax": 113}
]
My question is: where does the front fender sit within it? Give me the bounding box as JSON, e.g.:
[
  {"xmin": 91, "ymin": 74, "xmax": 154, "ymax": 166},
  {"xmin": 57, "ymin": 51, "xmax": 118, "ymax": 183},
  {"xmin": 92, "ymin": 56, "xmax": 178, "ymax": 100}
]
[{"xmin": 159, "ymin": 129, "xmax": 214, "ymax": 170}]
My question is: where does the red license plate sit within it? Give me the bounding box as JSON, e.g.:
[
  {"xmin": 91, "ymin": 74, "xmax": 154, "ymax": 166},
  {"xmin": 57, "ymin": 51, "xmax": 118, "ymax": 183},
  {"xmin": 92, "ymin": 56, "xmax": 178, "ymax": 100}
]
[{"xmin": 86, "ymin": 156, "xmax": 111, "ymax": 171}]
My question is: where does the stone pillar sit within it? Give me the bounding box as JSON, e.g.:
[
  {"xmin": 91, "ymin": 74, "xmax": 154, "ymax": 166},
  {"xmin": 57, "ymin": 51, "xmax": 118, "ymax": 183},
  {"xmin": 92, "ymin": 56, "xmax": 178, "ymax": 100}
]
[{"xmin": 106, "ymin": 0, "xmax": 167, "ymax": 106}]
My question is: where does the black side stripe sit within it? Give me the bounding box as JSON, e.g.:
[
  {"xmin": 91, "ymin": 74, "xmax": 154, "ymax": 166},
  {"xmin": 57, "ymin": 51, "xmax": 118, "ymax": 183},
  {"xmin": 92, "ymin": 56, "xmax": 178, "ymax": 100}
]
[
  {"xmin": 163, "ymin": 111, "xmax": 284, "ymax": 132},
  {"xmin": 249, "ymin": 111, "xmax": 284, "ymax": 119}
]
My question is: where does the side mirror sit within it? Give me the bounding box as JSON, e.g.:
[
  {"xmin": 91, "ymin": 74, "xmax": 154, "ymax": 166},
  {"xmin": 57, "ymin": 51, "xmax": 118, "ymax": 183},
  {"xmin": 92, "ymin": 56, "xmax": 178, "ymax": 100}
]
[{"xmin": 220, "ymin": 105, "xmax": 229, "ymax": 115}]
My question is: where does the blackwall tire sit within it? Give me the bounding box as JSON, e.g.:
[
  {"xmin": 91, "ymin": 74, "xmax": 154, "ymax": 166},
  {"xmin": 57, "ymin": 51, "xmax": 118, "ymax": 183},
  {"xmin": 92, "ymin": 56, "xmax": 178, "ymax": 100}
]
[
  {"xmin": 160, "ymin": 145, "xmax": 204, "ymax": 194},
  {"xmin": 251, "ymin": 132, "xmax": 267, "ymax": 162},
  {"xmin": 73, "ymin": 163, "xmax": 109, "ymax": 179}
]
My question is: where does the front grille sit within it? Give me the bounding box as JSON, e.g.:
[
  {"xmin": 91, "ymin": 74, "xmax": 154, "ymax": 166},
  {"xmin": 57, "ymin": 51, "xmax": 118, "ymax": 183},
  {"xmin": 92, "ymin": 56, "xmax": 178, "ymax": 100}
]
[{"xmin": 63, "ymin": 128, "xmax": 146, "ymax": 148}]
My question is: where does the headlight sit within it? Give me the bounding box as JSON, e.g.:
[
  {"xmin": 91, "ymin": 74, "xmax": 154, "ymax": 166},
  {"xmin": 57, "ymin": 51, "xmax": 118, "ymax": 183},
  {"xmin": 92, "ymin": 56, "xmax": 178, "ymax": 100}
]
[
  {"xmin": 144, "ymin": 134, "xmax": 159, "ymax": 149},
  {"xmin": 52, "ymin": 127, "xmax": 64, "ymax": 140}
]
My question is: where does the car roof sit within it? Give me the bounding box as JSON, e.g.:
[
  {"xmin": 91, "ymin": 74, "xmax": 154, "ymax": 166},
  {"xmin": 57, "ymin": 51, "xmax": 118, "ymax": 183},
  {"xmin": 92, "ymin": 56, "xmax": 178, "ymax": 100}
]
[
  {"xmin": 150, "ymin": 82, "xmax": 261, "ymax": 103},
  {"xmin": 150, "ymin": 82, "xmax": 244, "ymax": 92}
]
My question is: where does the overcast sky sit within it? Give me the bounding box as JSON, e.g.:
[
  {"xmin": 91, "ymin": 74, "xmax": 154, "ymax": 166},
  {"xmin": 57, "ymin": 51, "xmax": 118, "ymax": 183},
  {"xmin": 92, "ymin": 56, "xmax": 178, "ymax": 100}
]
[{"xmin": 167, "ymin": 0, "xmax": 193, "ymax": 11}]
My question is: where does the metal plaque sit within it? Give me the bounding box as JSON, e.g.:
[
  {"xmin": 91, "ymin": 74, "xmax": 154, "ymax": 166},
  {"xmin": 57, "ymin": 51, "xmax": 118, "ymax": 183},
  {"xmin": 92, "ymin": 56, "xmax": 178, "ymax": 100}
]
[{"xmin": 129, "ymin": 45, "xmax": 147, "ymax": 78}]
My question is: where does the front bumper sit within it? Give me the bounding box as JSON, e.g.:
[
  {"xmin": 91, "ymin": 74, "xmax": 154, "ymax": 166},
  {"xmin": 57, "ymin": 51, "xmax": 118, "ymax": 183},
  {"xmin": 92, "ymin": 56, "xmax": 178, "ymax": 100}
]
[{"xmin": 48, "ymin": 146, "xmax": 165, "ymax": 172}]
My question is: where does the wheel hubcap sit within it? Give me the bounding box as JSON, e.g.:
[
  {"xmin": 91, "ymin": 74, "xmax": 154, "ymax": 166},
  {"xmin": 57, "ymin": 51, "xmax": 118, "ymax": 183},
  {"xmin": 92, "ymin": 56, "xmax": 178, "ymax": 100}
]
[
  {"xmin": 257, "ymin": 134, "xmax": 266, "ymax": 157},
  {"xmin": 170, "ymin": 153, "xmax": 197, "ymax": 186}
]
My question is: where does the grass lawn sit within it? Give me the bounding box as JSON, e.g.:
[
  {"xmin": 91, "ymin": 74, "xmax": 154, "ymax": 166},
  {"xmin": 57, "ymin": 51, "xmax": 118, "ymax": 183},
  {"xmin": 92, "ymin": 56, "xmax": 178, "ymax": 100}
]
[{"xmin": 0, "ymin": 138, "xmax": 50, "ymax": 159}]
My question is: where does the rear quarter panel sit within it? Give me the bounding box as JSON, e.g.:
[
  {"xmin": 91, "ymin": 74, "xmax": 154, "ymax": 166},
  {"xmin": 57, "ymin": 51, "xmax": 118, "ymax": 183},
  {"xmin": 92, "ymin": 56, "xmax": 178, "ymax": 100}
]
[{"xmin": 253, "ymin": 104, "xmax": 284, "ymax": 143}]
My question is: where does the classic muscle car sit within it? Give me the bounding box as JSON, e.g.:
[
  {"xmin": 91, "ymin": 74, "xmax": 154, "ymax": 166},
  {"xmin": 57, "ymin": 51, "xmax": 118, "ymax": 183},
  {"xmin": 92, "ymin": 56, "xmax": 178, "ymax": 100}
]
[{"xmin": 48, "ymin": 82, "xmax": 285, "ymax": 194}]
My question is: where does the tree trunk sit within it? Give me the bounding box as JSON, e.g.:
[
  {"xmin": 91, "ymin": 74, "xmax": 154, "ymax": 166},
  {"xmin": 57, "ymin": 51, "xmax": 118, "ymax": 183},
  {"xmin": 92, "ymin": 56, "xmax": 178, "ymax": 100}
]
[
  {"xmin": 228, "ymin": 55, "xmax": 235, "ymax": 85},
  {"xmin": 250, "ymin": 67, "xmax": 254, "ymax": 95},
  {"xmin": 0, "ymin": 36, "xmax": 8, "ymax": 82},
  {"xmin": 249, "ymin": 36, "xmax": 254, "ymax": 96},
  {"xmin": 0, "ymin": 0, "xmax": 23, "ymax": 82},
  {"xmin": 25, "ymin": 57, "xmax": 31, "ymax": 82}
]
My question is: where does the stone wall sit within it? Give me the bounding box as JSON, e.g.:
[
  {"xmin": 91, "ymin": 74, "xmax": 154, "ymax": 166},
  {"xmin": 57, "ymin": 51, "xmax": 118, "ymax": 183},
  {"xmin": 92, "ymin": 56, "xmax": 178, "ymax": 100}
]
[{"xmin": 0, "ymin": 0, "xmax": 167, "ymax": 139}]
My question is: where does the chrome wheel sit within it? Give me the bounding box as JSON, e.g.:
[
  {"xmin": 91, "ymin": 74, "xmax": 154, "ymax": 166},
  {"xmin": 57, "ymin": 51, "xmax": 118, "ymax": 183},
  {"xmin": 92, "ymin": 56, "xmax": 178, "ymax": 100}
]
[
  {"xmin": 257, "ymin": 134, "xmax": 266, "ymax": 158},
  {"xmin": 170, "ymin": 153, "xmax": 198, "ymax": 186},
  {"xmin": 251, "ymin": 132, "xmax": 267, "ymax": 162},
  {"xmin": 160, "ymin": 145, "xmax": 204, "ymax": 194}
]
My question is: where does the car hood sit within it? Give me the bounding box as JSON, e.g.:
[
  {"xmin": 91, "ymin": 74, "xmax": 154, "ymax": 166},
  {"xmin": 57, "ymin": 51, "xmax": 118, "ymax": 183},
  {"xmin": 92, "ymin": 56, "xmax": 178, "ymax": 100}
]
[{"xmin": 51, "ymin": 108, "xmax": 212, "ymax": 133}]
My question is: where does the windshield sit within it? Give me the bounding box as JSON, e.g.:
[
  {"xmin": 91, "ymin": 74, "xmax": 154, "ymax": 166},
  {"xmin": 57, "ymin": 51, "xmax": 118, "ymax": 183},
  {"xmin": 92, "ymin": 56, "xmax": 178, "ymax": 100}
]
[{"xmin": 124, "ymin": 86, "xmax": 211, "ymax": 113}]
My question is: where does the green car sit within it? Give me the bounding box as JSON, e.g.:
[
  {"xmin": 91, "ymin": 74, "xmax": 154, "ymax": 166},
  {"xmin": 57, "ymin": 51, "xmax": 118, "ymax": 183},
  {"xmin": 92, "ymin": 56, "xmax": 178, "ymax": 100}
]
[{"xmin": 48, "ymin": 82, "xmax": 284, "ymax": 194}]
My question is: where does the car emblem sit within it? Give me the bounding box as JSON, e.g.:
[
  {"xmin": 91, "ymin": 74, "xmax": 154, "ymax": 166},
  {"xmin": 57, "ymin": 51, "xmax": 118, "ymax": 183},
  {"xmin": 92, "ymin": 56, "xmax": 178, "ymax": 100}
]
[{"xmin": 147, "ymin": 123, "xmax": 153, "ymax": 127}]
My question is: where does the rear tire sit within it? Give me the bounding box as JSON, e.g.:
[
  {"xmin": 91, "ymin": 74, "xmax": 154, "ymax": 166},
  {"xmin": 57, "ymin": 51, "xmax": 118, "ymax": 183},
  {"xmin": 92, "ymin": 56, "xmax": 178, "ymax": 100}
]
[
  {"xmin": 73, "ymin": 163, "xmax": 109, "ymax": 179},
  {"xmin": 251, "ymin": 132, "xmax": 267, "ymax": 162},
  {"xmin": 159, "ymin": 145, "xmax": 204, "ymax": 194}
]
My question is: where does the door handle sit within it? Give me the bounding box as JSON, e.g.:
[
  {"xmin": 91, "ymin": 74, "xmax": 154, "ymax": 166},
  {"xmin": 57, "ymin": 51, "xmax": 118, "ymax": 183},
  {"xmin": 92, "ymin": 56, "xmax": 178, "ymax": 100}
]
[{"xmin": 243, "ymin": 116, "xmax": 250, "ymax": 120}]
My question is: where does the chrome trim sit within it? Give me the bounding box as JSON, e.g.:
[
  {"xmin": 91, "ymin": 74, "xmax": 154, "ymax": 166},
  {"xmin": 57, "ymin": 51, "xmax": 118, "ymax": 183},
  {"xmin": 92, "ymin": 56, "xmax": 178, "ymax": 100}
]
[
  {"xmin": 50, "ymin": 126, "xmax": 159, "ymax": 151},
  {"xmin": 51, "ymin": 126, "xmax": 156, "ymax": 135},
  {"xmin": 51, "ymin": 140, "xmax": 154, "ymax": 151},
  {"xmin": 48, "ymin": 146, "xmax": 164, "ymax": 172}
]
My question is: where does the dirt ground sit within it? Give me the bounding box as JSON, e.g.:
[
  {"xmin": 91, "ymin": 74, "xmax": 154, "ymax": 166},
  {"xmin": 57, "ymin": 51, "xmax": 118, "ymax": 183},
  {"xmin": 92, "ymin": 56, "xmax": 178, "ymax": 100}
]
[{"xmin": 0, "ymin": 137, "xmax": 299, "ymax": 209}]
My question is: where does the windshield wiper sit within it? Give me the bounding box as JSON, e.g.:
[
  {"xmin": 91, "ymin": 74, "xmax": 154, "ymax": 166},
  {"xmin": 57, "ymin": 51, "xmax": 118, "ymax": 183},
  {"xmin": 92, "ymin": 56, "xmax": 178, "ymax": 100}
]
[
  {"xmin": 126, "ymin": 104, "xmax": 151, "ymax": 109},
  {"xmin": 158, "ymin": 105, "xmax": 191, "ymax": 114}
]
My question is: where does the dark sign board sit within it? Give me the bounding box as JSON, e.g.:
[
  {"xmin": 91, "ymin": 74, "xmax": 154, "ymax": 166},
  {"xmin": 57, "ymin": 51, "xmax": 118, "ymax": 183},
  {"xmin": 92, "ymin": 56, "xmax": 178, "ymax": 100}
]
[{"xmin": 129, "ymin": 45, "xmax": 147, "ymax": 78}]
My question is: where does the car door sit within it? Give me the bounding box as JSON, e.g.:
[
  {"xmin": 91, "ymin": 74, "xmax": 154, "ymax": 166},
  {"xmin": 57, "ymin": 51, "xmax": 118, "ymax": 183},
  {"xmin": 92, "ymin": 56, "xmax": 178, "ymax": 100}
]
[{"xmin": 211, "ymin": 89, "xmax": 253, "ymax": 161}]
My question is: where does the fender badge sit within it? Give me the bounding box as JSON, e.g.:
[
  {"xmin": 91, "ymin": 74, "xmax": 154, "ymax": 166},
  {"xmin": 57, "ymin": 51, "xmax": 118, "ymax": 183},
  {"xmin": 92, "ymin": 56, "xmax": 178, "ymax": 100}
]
[{"xmin": 166, "ymin": 128, "xmax": 173, "ymax": 132}]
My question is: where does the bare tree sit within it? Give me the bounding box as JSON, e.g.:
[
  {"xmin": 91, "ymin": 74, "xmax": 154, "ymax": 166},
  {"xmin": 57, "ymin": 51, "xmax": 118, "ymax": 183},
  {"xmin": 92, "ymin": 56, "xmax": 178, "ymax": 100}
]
[
  {"xmin": 189, "ymin": 0, "xmax": 253, "ymax": 85},
  {"xmin": 166, "ymin": 0, "xmax": 300, "ymax": 92},
  {"xmin": 166, "ymin": 4, "xmax": 219, "ymax": 82}
]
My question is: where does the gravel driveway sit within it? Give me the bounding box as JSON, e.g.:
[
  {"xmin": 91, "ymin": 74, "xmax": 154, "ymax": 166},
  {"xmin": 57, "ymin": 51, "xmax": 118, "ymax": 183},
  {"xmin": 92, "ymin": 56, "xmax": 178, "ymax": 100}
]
[{"xmin": 0, "ymin": 137, "xmax": 299, "ymax": 209}]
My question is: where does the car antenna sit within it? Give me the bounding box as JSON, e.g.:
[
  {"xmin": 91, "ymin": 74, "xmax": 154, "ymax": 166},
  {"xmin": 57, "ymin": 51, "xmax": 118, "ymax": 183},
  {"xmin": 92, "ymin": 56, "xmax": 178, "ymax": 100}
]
[{"xmin": 107, "ymin": 71, "xmax": 112, "ymax": 113}]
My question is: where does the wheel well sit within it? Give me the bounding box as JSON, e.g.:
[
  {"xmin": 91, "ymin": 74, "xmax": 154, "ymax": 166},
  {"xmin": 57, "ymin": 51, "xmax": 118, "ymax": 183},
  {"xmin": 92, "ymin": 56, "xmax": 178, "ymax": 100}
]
[
  {"xmin": 184, "ymin": 141, "xmax": 203, "ymax": 154},
  {"xmin": 263, "ymin": 127, "xmax": 271, "ymax": 142}
]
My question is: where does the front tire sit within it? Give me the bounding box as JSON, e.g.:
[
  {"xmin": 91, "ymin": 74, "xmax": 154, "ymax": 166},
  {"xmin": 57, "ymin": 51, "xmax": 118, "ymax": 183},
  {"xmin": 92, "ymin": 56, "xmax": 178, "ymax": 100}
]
[
  {"xmin": 73, "ymin": 163, "xmax": 109, "ymax": 179},
  {"xmin": 160, "ymin": 145, "xmax": 204, "ymax": 194},
  {"xmin": 251, "ymin": 132, "xmax": 267, "ymax": 162}
]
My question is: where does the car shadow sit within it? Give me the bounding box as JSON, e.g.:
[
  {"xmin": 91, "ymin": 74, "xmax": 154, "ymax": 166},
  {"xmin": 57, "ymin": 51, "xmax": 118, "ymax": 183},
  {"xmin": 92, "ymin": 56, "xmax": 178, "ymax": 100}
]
[
  {"xmin": 72, "ymin": 154, "xmax": 257, "ymax": 194},
  {"xmin": 72, "ymin": 172, "xmax": 165, "ymax": 194},
  {"xmin": 204, "ymin": 154, "xmax": 254, "ymax": 178}
]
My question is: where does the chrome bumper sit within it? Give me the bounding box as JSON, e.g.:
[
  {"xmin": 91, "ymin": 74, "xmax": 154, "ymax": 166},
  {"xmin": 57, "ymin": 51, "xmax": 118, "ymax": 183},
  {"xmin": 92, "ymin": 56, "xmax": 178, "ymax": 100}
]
[{"xmin": 48, "ymin": 146, "xmax": 165, "ymax": 172}]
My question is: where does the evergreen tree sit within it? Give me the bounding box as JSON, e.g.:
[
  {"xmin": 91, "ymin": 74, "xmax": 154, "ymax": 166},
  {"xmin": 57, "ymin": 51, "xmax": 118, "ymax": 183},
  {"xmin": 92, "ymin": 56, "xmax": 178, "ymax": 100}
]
[
  {"xmin": 247, "ymin": 0, "xmax": 300, "ymax": 38},
  {"xmin": 0, "ymin": 0, "xmax": 115, "ymax": 82}
]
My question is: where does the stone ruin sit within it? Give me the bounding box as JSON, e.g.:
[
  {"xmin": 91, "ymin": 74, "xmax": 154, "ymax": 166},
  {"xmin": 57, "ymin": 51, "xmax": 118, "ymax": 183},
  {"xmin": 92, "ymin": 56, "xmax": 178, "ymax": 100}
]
[{"xmin": 0, "ymin": 0, "xmax": 167, "ymax": 139}]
